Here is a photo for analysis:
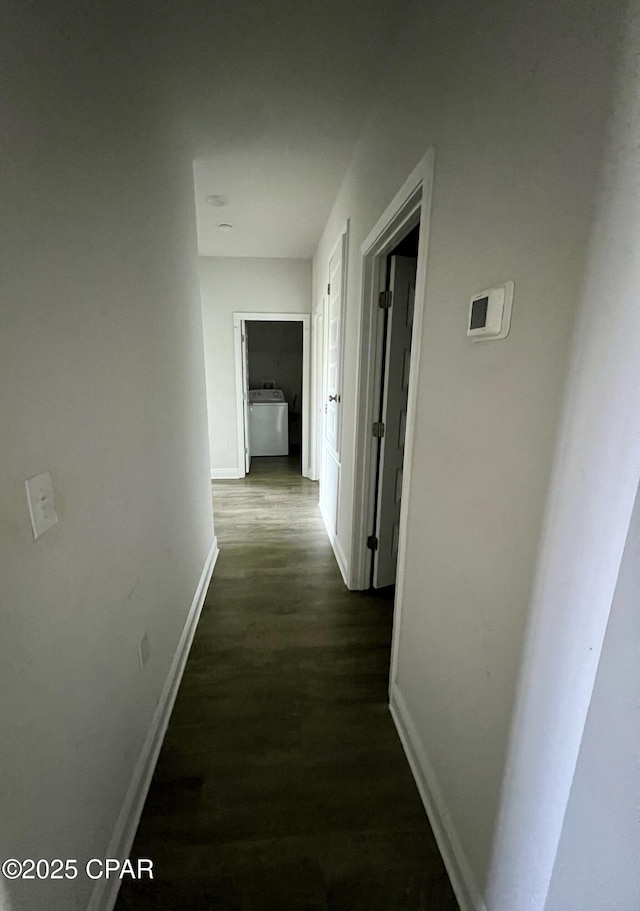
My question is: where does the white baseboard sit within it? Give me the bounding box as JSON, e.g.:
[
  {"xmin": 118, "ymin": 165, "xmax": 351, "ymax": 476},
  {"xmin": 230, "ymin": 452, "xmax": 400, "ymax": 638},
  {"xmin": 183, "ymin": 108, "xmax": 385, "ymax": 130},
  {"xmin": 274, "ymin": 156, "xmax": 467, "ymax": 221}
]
[
  {"xmin": 389, "ymin": 682, "xmax": 487, "ymax": 911},
  {"xmin": 87, "ymin": 536, "xmax": 219, "ymax": 911},
  {"xmin": 319, "ymin": 500, "xmax": 350, "ymax": 587},
  {"xmin": 211, "ymin": 467, "xmax": 243, "ymax": 479}
]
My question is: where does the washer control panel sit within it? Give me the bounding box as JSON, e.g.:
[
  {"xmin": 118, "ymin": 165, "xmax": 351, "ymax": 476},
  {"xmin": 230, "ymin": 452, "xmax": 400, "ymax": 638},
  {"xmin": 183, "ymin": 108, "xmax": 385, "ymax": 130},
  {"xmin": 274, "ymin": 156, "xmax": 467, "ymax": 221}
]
[{"xmin": 249, "ymin": 389, "xmax": 286, "ymax": 403}]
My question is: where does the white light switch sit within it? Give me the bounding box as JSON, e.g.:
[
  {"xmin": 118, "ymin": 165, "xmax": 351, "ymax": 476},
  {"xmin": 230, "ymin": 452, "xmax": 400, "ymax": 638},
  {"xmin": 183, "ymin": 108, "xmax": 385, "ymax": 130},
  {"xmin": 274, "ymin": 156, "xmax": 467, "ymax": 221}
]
[{"xmin": 25, "ymin": 470, "xmax": 58, "ymax": 540}]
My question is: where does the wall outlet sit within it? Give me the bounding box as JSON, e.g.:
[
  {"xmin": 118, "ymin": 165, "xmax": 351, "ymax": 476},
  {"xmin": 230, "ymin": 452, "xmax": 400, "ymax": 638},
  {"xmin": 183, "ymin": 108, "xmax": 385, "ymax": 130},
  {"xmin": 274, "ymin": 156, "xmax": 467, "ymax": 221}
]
[
  {"xmin": 138, "ymin": 632, "xmax": 150, "ymax": 668},
  {"xmin": 25, "ymin": 470, "xmax": 58, "ymax": 540}
]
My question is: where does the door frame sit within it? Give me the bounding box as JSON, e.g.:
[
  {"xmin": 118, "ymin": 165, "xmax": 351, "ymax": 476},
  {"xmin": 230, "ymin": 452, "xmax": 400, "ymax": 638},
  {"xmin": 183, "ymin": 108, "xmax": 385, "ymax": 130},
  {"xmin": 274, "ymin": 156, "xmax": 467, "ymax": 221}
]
[
  {"xmin": 233, "ymin": 312, "xmax": 311, "ymax": 478},
  {"xmin": 350, "ymin": 149, "xmax": 435, "ymax": 591}
]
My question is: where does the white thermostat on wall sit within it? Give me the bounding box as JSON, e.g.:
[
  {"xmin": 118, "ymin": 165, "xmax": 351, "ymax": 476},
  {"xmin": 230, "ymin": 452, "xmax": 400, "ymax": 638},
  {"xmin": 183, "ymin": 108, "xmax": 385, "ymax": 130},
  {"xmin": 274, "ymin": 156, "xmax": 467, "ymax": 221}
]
[{"xmin": 467, "ymin": 280, "xmax": 514, "ymax": 341}]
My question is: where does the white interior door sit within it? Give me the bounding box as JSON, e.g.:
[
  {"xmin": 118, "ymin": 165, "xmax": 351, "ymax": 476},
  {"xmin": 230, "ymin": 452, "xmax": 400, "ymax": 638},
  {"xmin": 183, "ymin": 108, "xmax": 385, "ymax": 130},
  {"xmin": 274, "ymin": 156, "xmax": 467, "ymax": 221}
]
[
  {"xmin": 240, "ymin": 320, "xmax": 251, "ymax": 474},
  {"xmin": 320, "ymin": 235, "xmax": 345, "ymax": 533},
  {"xmin": 373, "ymin": 255, "xmax": 417, "ymax": 588}
]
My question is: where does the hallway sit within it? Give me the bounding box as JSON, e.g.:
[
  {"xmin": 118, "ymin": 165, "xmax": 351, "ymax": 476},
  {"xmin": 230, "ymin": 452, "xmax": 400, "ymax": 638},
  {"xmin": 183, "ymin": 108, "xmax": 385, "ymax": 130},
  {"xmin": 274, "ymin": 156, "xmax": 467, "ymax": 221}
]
[{"xmin": 116, "ymin": 458, "xmax": 458, "ymax": 910}]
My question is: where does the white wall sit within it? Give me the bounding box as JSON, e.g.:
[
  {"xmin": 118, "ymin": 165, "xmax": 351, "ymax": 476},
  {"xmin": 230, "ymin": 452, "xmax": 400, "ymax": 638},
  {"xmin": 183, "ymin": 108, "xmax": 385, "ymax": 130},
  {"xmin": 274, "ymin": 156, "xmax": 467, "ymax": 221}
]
[
  {"xmin": 0, "ymin": 5, "xmax": 214, "ymax": 910},
  {"xmin": 544, "ymin": 482, "xmax": 640, "ymax": 910},
  {"xmin": 199, "ymin": 257, "xmax": 311, "ymax": 475},
  {"xmin": 486, "ymin": 1, "xmax": 640, "ymax": 906},
  {"xmin": 312, "ymin": 0, "xmax": 624, "ymax": 905}
]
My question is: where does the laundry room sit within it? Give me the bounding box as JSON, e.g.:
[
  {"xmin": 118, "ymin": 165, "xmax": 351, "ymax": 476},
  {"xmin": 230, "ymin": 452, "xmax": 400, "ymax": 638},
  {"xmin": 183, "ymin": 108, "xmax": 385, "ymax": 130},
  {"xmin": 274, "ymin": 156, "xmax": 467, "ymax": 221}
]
[{"xmin": 246, "ymin": 320, "xmax": 303, "ymax": 459}]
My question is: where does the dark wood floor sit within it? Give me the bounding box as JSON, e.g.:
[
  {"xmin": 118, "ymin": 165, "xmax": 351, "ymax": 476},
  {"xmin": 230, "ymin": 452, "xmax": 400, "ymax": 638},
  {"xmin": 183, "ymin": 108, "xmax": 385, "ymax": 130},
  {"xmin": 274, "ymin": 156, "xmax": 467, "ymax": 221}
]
[{"xmin": 116, "ymin": 456, "xmax": 458, "ymax": 910}]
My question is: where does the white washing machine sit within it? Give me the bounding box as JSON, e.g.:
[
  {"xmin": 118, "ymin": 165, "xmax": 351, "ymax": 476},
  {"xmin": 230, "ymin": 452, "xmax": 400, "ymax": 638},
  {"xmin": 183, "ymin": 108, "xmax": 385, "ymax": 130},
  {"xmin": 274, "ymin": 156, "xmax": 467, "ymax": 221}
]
[{"xmin": 248, "ymin": 389, "xmax": 289, "ymax": 456}]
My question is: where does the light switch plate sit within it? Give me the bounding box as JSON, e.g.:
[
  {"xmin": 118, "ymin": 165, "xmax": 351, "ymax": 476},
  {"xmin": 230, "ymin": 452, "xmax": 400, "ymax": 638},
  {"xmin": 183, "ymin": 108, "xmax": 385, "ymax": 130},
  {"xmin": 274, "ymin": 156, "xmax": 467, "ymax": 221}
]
[{"xmin": 25, "ymin": 470, "xmax": 58, "ymax": 540}]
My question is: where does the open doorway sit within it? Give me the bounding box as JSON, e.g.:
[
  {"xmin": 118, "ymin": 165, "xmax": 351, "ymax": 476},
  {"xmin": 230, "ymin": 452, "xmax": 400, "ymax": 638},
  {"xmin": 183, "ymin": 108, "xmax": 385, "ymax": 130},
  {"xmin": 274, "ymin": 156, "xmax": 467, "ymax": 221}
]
[
  {"xmin": 350, "ymin": 150, "xmax": 434, "ymax": 593},
  {"xmin": 370, "ymin": 226, "xmax": 419, "ymax": 588},
  {"xmin": 247, "ymin": 320, "xmax": 303, "ymax": 464},
  {"xmin": 233, "ymin": 312, "xmax": 311, "ymax": 478}
]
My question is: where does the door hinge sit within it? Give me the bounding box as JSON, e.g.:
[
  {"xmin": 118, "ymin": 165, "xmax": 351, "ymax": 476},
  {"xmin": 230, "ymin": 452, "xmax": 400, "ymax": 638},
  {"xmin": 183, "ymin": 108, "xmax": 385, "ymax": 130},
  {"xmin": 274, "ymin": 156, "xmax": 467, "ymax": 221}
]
[
  {"xmin": 241, "ymin": 333, "xmax": 245, "ymax": 342},
  {"xmin": 367, "ymin": 535, "xmax": 379, "ymax": 551},
  {"xmin": 372, "ymin": 421, "xmax": 385, "ymax": 438},
  {"xmin": 245, "ymin": 446, "xmax": 248, "ymax": 454},
  {"xmin": 379, "ymin": 290, "xmax": 393, "ymax": 309},
  {"xmin": 327, "ymin": 282, "xmax": 331, "ymax": 295}
]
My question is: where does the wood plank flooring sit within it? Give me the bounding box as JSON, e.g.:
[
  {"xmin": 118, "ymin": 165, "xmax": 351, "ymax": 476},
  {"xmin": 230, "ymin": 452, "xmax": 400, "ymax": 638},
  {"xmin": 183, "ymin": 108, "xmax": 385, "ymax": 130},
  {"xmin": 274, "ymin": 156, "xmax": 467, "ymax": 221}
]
[{"xmin": 116, "ymin": 456, "xmax": 459, "ymax": 911}]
